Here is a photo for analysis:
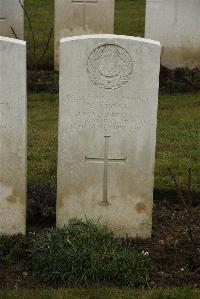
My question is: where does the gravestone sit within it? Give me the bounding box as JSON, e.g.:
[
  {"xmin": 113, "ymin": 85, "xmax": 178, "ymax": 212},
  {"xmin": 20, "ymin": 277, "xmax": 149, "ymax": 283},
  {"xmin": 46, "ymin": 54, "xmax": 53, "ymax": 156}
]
[
  {"xmin": 54, "ymin": 0, "xmax": 115, "ymax": 70},
  {"xmin": 145, "ymin": 0, "xmax": 200, "ymax": 69},
  {"xmin": 0, "ymin": 0, "xmax": 24, "ymax": 40},
  {"xmin": 0, "ymin": 37, "xmax": 26, "ymax": 235},
  {"xmin": 57, "ymin": 34, "xmax": 161, "ymax": 238}
]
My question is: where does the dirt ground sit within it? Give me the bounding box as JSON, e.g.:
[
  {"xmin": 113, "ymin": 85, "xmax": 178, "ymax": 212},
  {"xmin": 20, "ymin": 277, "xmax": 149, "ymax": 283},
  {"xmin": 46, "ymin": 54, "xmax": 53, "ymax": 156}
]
[{"xmin": 0, "ymin": 184, "xmax": 199, "ymax": 289}]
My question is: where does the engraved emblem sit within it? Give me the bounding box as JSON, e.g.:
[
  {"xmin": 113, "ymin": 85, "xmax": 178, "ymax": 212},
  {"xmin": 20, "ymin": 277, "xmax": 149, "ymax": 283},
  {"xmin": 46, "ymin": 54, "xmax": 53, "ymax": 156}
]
[{"xmin": 87, "ymin": 44, "xmax": 133, "ymax": 90}]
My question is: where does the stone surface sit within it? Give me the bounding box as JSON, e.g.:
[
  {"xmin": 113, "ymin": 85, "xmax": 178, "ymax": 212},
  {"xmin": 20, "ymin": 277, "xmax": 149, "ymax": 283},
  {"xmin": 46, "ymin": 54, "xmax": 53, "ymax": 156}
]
[
  {"xmin": 145, "ymin": 0, "xmax": 200, "ymax": 69},
  {"xmin": 0, "ymin": 0, "xmax": 24, "ymax": 40},
  {"xmin": 57, "ymin": 34, "xmax": 161, "ymax": 238},
  {"xmin": 54, "ymin": 0, "xmax": 115, "ymax": 70},
  {"xmin": 0, "ymin": 37, "xmax": 26, "ymax": 235}
]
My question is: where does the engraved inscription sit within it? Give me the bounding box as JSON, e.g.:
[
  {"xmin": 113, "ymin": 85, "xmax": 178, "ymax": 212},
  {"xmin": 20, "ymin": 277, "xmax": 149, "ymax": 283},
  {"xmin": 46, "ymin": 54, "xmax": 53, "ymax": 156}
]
[
  {"xmin": 87, "ymin": 44, "xmax": 133, "ymax": 90},
  {"xmin": 85, "ymin": 136, "xmax": 127, "ymax": 206},
  {"xmin": 64, "ymin": 94, "xmax": 150, "ymax": 132}
]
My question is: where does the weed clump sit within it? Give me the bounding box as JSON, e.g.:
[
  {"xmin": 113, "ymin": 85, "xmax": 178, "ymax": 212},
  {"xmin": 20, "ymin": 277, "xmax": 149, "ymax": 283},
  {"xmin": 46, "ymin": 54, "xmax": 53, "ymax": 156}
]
[{"xmin": 29, "ymin": 220, "xmax": 151, "ymax": 287}]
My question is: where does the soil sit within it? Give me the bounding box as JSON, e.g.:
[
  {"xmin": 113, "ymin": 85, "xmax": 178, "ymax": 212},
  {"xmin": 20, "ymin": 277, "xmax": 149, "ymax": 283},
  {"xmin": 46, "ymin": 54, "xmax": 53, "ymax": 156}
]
[
  {"xmin": 159, "ymin": 66, "xmax": 200, "ymax": 93},
  {"xmin": 27, "ymin": 67, "xmax": 200, "ymax": 94},
  {"xmin": 27, "ymin": 70, "xmax": 59, "ymax": 93},
  {"xmin": 0, "ymin": 183, "xmax": 199, "ymax": 289}
]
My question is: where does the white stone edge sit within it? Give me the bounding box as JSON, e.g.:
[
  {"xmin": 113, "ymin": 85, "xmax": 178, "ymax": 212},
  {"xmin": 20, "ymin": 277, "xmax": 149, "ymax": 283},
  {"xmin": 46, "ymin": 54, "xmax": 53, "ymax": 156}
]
[
  {"xmin": 61, "ymin": 34, "xmax": 161, "ymax": 47},
  {"xmin": 0, "ymin": 36, "xmax": 26, "ymax": 46}
]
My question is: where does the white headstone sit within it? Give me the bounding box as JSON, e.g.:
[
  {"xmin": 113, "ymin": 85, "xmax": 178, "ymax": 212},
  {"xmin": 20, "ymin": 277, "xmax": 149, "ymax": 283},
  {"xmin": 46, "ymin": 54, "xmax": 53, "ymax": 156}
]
[
  {"xmin": 54, "ymin": 0, "xmax": 115, "ymax": 70},
  {"xmin": 0, "ymin": 0, "xmax": 24, "ymax": 40},
  {"xmin": 0, "ymin": 37, "xmax": 26, "ymax": 235},
  {"xmin": 57, "ymin": 34, "xmax": 161, "ymax": 238},
  {"xmin": 145, "ymin": 0, "xmax": 200, "ymax": 69}
]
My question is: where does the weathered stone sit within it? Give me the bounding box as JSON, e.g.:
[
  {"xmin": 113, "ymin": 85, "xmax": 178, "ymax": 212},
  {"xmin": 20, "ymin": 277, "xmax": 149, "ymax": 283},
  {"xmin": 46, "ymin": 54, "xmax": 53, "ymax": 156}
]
[
  {"xmin": 54, "ymin": 0, "xmax": 115, "ymax": 70},
  {"xmin": 145, "ymin": 0, "xmax": 200, "ymax": 69},
  {"xmin": 57, "ymin": 34, "xmax": 161, "ymax": 238},
  {"xmin": 0, "ymin": 0, "xmax": 24, "ymax": 40},
  {"xmin": 0, "ymin": 37, "xmax": 26, "ymax": 235}
]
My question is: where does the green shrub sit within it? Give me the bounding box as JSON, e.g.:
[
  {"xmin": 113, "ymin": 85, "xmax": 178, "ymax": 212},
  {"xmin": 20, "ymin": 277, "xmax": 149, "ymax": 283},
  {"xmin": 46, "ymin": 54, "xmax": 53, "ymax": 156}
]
[{"xmin": 29, "ymin": 220, "xmax": 151, "ymax": 287}]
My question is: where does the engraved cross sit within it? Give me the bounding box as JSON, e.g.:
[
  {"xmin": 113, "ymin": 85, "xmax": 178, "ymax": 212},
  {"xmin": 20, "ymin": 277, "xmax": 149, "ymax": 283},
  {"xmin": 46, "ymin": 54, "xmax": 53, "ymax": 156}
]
[
  {"xmin": 85, "ymin": 136, "xmax": 127, "ymax": 206},
  {"xmin": 72, "ymin": 0, "xmax": 98, "ymax": 30}
]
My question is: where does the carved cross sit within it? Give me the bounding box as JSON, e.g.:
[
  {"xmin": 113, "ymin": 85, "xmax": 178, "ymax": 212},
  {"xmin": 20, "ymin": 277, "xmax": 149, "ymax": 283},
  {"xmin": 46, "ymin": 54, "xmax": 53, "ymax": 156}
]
[
  {"xmin": 85, "ymin": 136, "xmax": 127, "ymax": 206},
  {"xmin": 72, "ymin": 0, "xmax": 98, "ymax": 30}
]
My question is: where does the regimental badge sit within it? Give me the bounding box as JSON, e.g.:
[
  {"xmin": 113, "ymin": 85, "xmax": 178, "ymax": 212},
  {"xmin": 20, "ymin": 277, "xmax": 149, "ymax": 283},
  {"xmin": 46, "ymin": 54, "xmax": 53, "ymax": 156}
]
[{"xmin": 87, "ymin": 44, "xmax": 133, "ymax": 90}]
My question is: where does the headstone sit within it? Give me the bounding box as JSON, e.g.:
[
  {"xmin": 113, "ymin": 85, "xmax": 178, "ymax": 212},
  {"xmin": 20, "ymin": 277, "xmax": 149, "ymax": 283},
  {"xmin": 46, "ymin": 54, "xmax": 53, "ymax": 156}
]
[
  {"xmin": 54, "ymin": 0, "xmax": 115, "ymax": 70},
  {"xmin": 145, "ymin": 0, "xmax": 200, "ymax": 69},
  {"xmin": 57, "ymin": 34, "xmax": 161, "ymax": 238},
  {"xmin": 0, "ymin": 36, "xmax": 26, "ymax": 235},
  {"xmin": 0, "ymin": 0, "xmax": 24, "ymax": 40}
]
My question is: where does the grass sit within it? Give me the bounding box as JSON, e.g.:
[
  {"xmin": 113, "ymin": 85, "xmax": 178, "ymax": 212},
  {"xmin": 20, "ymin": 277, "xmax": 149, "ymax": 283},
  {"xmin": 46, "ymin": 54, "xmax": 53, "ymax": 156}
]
[
  {"xmin": 24, "ymin": 0, "xmax": 54, "ymax": 68},
  {"xmin": 1, "ymin": 288, "xmax": 200, "ymax": 299},
  {"xmin": 155, "ymin": 93, "xmax": 200, "ymax": 190},
  {"xmin": 24, "ymin": 0, "xmax": 146, "ymax": 68},
  {"xmin": 28, "ymin": 92, "xmax": 200, "ymax": 191},
  {"xmin": 28, "ymin": 93, "xmax": 58, "ymax": 185},
  {"xmin": 29, "ymin": 222, "xmax": 150, "ymax": 286},
  {"xmin": 115, "ymin": 0, "xmax": 146, "ymax": 37}
]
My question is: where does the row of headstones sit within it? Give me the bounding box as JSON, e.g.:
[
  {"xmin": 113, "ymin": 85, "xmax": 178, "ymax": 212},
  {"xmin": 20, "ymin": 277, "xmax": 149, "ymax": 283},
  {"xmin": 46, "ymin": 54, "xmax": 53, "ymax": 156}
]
[
  {"xmin": 1, "ymin": 0, "xmax": 200, "ymax": 70},
  {"xmin": 0, "ymin": 34, "xmax": 161, "ymax": 238}
]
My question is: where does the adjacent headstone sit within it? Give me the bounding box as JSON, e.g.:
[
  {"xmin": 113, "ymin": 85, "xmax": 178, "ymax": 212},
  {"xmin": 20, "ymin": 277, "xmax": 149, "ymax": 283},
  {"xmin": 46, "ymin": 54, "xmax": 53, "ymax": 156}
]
[
  {"xmin": 57, "ymin": 34, "xmax": 161, "ymax": 238},
  {"xmin": 54, "ymin": 0, "xmax": 115, "ymax": 70},
  {"xmin": 145, "ymin": 0, "xmax": 200, "ymax": 69},
  {"xmin": 0, "ymin": 0, "xmax": 24, "ymax": 40},
  {"xmin": 0, "ymin": 37, "xmax": 26, "ymax": 235}
]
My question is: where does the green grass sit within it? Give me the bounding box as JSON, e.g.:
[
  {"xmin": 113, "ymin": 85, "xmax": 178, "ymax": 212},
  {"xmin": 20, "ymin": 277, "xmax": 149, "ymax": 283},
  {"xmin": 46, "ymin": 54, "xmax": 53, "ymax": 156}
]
[
  {"xmin": 28, "ymin": 92, "xmax": 200, "ymax": 191},
  {"xmin": 155, "ymin": 93, "xmax": 200, "ymax": 190},
  {"xmin": 24, "ymin": 0, "xmax": 146, "ymax": 67},
  {"xmin": 115, "ymin": 0, "xmax": 146, "ymax": 37},
  {"xmin": 29, "ymin": 222, "xmax": 150, "ymax": 286},
  {"xmin": 1, "ymin": 288, "xmax": 200, "ymax": 299},
  {"xmin": 25, "ymin": 0, "xmax": 54, "ymax": 67},
  {"xmin": 28, "ymin": 93, "xmax": 58, "ymax": 185}
]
